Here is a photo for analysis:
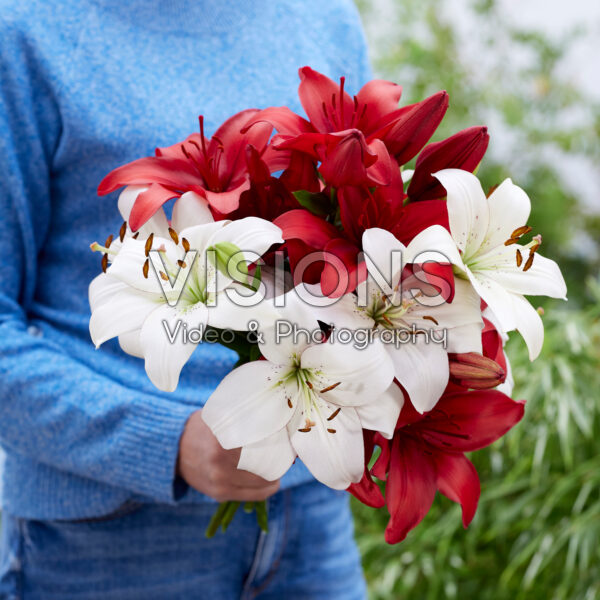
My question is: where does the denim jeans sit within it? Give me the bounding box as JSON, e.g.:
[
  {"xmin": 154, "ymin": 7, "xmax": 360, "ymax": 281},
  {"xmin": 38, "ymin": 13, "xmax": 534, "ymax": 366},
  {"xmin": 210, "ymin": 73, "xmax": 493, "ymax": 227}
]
[{"xmin": 0, "ymin": 481, "xmax": 366, "ymax": 599}]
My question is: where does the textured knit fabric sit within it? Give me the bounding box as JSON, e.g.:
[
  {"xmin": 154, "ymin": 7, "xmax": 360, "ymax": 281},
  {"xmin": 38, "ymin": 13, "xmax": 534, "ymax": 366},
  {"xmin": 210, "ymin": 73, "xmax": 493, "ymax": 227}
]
[
  {"xmin": 0, "ymin": 0, "xmax": 372, "ymax": 519},
  {"xmin": 0, "ymin": 482, "xmax": 366, "ymax": 599}
]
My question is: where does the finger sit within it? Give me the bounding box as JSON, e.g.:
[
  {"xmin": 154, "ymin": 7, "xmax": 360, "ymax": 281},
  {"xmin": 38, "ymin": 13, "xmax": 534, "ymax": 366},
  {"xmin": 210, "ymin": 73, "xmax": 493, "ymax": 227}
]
[
  {"xmin": 230, "ymin": 468, "xmax": 280, "ymax": 489},
  {"xmin": 227, "ymin": 481, "xmax": 280, "ymax": 502}
]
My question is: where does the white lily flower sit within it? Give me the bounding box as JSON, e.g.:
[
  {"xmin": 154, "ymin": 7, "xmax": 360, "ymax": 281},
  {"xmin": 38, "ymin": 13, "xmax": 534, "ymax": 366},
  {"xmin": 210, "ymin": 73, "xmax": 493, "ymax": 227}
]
[
  {"xmin": 202, "ymin": 296, "xmax": 403, "ymax": 489},
  {"xmin": 434, "ymin": 169, "xmax": 567, "ymax": 360},
  {"xmin": 89, "ymin": 215, "xmax": 283, "ymax": 392},
  {"xmin": 312, "ymin": 226, "xmax": 483, "ymax": 413}
]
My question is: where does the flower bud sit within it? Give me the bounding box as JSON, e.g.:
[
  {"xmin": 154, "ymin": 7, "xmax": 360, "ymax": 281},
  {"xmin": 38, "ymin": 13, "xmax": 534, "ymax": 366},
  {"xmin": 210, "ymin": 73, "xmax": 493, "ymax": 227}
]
[
  {"xmin": 449, "ymin": 352, "xmax": 505, "ymax": 389},
  {"xmin": 408, "ymin": 126, "xmax": 489, "ymax": 201}
]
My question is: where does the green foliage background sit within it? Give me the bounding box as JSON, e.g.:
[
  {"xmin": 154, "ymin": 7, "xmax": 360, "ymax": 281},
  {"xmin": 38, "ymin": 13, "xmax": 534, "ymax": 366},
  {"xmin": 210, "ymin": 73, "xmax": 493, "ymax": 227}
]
[{"xmin": 352, "ymin": 1, "xmax": 600, "ymax": 598}]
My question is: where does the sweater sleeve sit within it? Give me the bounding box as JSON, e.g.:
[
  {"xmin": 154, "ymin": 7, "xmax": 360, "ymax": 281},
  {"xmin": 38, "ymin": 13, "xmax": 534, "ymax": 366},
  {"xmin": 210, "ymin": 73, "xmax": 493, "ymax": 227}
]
[{"xmin": 0, "ymin": 15, "xmax": 194, "ymax": 504}]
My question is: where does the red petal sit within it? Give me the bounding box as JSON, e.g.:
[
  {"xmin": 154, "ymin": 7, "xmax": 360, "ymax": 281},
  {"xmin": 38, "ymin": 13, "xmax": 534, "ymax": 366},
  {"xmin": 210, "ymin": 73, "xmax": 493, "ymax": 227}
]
[
  {"xmin": 98, "ymin": 156, "xmax": 201, "ymax": 196},
  {"xmin": 280, "ymin": 150, "xmax": 320, "ymax": 193},
  {"xmin": 129, "ymin": 183, "xmax": 178, "ymax": 231},
  {"xmin": 364, "ymin": 139, "xmax": 394, "ymax": 187},
  {"xmin": 433, "ymin": 452, "xmax": 480, "ymax": 527},
  {"xmin": 390, "ymin": 199, "xmax": 450, "ymax": 245},
  {"xmin": 241, "ymin": 106, "xmax": 313, "ymax": 137},
  {"xmin": 298, "ymin": 66, "xmax": 354, "ymax": 131},
  {"xmin": 408, "ymin": 126, "xmax": 490, "ymax": 201},
  {"xmin": 384, "ymin": 436, "xmax": 437, "ymax": 544},
  {"xmin": 420, "ymin": 390, "xmax": 525, "ymax": 452},
  {"xmin": 348, "ymin": 431, "xmax": 385, "ymax": 508},
  {"xmin": 482, "ymin": 317, "xmax": 507, "ymax": 373},
  {"xmin": 274, "ymin": 209, "xmax": 340, "ymax": 248},
  {"xmin": 371, "ymin": 91, "xmax": 449, "ymax": 164},
  {"xmin": 356, "ymin": 79, "xmax": 402, "ymax": 134},
  {"xmin": 372, "ymin": 433, "xmax": 392, "ymax": 480},
  {"xmin": 285, "ymin": 239, "xmax": 324, "ymax": 284},
  {"xmin": 321, "ymin": 238, "xmax": 366, "ymax": 297},
  {"xmin": 203, "ymin": 179, "xmax": 249, "ymax": 215},
  {"xmin": 318, "ymin": 131, "xmax": 375, "ymax": 187}
]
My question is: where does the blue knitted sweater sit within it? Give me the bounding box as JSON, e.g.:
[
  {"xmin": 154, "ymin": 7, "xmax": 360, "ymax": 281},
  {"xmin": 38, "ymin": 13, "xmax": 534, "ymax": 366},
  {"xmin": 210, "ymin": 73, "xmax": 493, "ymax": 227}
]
[{"xmin": 0, "ymin": 0, "xmax": 371, "ymax": 519}]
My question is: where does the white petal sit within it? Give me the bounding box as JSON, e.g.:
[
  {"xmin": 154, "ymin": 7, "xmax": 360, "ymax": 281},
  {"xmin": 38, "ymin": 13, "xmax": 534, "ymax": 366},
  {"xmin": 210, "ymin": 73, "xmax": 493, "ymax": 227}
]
[
  {"xmin": 237, "ymin": 428, "xmax": 296, "ymax": 481},
  {"xmin": 89, "ymin": 287, "xmax": 160, "ymax": 348},
  {"xmin": 390, "ymin": 335, "xmax": 449, "ymax": 413},
  {"xmin": 362, "ymin": 227, "xmax": 405, "ymax": 292},
  {"xmin": 485, "ymin": 251, "xmax": 567, "ymax": 300},
  {"xmin": 301, "ymin": 338, "xmax": 394, "ymax": 406},
  {"xmin": 258, "ymin": 325, "xmax": 307, "ymax": 366},
  {"xmin": 209, "ymin": 217, "xmax": 283, "ymax": 262},
  {"xmin": 403, "ymin": 224, "xmax": 464, "ymax": 268},
  {"xmin": 496, "ymin": 354, "xmax": 514, "ymax": 396},
  {"xmin": 478, "ymin": 178, "xmax": 531, "ymax": 254},
  {"xmin": 171, "ymin": 191, "xmax": 214, "ymax": 231},
  {"xmin": 201, "ymin": 361, "xmax": 296, "ymax": 448},
  {"xmin": 445, "ymin": 321, "xmax": 483, "ymax": 354},
  {"xmin": 355, "ymin": 383, "xmax": 404, "ymax": 439},
  {"xmin": 118, "ymin": 330, "xmax": 144, "ymax": 358},
  {"xmin": 118, "ymin": 185, "xmax": 170, "ymax": 238},
  {"xmin": 108, "ymin": 236, "xmax": 175, "ymax": 294},
  {"xmin": 207, "ymin": 287, "xmax": 279, "ymax": 332},
  {"xmin": 139, "ymin": 303, "xmax": 205, "ymax": 392},
  {"xmin": 469, "ymin": 271, "xmax": 518, "ymax": 333},
  {"xmin": 289, "ymin": 405, "xmax": 364, "ymax": 489},
  {"xmin": 179, "ymin": 221, "xmax": 227, "ymax": 257},
  {"xmin": 402, "ymin": 168, "xmax": 414, "ymax": 182},
  {"xmin": 434, "ymin": 169, "xmax": 489, "ymax": 259},
  {"xmin": 89, "ymin": 273, "xmax": 128, "ymax": 312},
  {"xmin": 511, "ymin": 293, "xmax": 545, "ymax": 360}
]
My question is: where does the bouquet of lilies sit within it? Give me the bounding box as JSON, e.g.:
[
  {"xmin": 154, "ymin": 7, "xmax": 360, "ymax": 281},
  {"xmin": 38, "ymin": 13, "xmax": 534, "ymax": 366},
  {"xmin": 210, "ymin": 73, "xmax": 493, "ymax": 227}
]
[{"xmin": 89, "ymin": 67, "xmax": 566, "ymax": 543}]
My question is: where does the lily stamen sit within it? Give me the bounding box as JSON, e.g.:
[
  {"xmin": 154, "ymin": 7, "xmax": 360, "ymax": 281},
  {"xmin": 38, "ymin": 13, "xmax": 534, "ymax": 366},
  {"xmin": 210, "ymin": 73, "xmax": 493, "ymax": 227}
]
[{"xmin": 320, "ymin": 382, "xmax": 341, "ymax": 393}]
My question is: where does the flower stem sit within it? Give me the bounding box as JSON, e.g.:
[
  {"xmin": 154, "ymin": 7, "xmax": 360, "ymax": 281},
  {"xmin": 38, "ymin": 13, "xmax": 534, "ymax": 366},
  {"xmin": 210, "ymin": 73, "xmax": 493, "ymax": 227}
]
[{"xmin": 204, "ymin": 500, "xmax": 269, "ymax": 538}]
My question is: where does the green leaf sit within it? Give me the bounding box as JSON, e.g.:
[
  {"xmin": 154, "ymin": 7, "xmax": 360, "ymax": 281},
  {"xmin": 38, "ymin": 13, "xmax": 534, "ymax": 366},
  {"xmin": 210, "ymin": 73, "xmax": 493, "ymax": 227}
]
[{"xmin": 293, "ymin": 190, "xmax": 334, "ymax": 217}]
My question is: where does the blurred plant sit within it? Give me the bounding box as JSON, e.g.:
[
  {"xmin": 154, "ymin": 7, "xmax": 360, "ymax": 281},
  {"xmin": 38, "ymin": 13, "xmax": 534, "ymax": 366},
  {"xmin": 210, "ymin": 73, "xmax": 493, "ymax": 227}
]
[
  {"xmin": 352, "ymin": 279, "xmax": 600, "ymax": 600},
  {"xmin": 353, "ymin": 1, "xmax": 600, "ymax": 597},
  {"xmin": 356, "ymin": 0, "xmax": 600, "ymax": 306}
]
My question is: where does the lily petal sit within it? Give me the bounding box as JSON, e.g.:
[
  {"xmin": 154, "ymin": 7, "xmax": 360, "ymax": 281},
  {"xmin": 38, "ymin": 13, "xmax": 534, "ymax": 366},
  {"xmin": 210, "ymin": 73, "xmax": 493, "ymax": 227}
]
[
  {"xmin": 171, "ymin": 191, "xmax": 214, "ymax": 232},
  {"xmin": 355, "ymin": 383, "xmax": 404, "ymax": 439},
  {"xmin": 238, "ymin": 428, "xmax": 296, "ymax": 481},
  {"xmin": 202, "ymin": 360, "xmax": 297, "ymax": 448}
]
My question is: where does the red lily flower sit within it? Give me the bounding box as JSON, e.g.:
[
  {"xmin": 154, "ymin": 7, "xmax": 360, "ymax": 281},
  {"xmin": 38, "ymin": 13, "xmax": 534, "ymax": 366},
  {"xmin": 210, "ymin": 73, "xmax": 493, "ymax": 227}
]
[
  {"xmin": 407, "ymin": 126, "xmax": 490, "ymax": 202},
  {"xmin": 98, "ymin": 110, "xmax": 273, "ymax": 230},
  {"xmin": 243, "ymin": 66, "xmax": 449, "ymax": 188},
  {"xmin": 350, "ymin": 388, "xmax": 524, "ymax": 544}
]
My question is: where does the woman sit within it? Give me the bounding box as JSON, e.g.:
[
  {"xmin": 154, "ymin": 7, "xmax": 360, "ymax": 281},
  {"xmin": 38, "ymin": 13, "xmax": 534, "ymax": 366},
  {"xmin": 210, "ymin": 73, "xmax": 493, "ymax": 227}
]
[{"xmin": 0, "ymin": 0, "xmax": 372, "ymax": 597}]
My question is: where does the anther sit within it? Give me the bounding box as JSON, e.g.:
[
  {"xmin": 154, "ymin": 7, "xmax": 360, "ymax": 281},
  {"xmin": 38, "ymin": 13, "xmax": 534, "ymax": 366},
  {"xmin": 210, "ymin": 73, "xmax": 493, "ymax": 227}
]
[
  {"xmin": 306, "ymin": 381, "xmax": 313, "ymax": 390},
  {"xmin": 132, "ymin": 232, "xmax": 140, "ymax": 240},
  {"xmin": 119, "ymin": 221, "xmax": 127, "ymax": 243},
  {"xmin": 144, "ymin": 233, "xmax": 154, "ymax": 257},
  {"xmin": 511, "ymin": 225, "xmax": 532, "ymax": 239},
  {"xmin": 182, "ymin": 238, "xmax": 190, "ymax": 252},
  {"xmin": 169, "ymin": 227, "xmax": 179, "ymax": 244},
  {"xmin": 101, "ymin": 253, "xmax": 108, "ymax": 273},
  {"xmin": 523, "ymin": 253, "xmax": 534, "ymax": 272},
  {"xmin": 516, "ymin": 249, "xmax": 523, "ymax": 267},
  {"xmin": 159, "ymin": 271, "xmax": 169, "ymax": 281},
  {"xmin": 422, "ymin": 315, "xmax": 439, "ymax": 326},
  {"xmin": 320, "ymin": 382, "xmax": 341, "ymax": 393},
  {"xmin": 177, "ymin": 260, "xmax": 187, "ymax": 268},
  {"xmin": 327, "ymin": 428, "xmax": 336, "ymax": 434},
  {"xmin": 142, "ymin": 258, "xmax": 149, "ymax": 279},
  {"xmin": 104, "ymin": 234, "xmax": 114, "ymax": 248},
  {"xmin": 327, "ymin": 408, "xmax": 341, "ymax": 421},
  {"xmin": 504, "ymin": 237, "xmax": 518, "ymax": 246},
  {"xmin": 297, "ymin": 427, "xmax": 311, "ymax": 433},
  {"xmin": 287, "ymin": 398, "xmax": 293, "ymax": 409}
]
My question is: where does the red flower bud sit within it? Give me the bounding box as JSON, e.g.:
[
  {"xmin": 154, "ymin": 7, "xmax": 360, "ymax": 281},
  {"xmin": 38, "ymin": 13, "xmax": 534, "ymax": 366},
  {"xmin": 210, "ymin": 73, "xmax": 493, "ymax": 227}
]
[
  {"xmin": 407, "ymin": 126, "xmax": 489, "ymax": 201},
  {"xmin": 449, "ymin": 352, "xmax": 505, "ymax": 390}
]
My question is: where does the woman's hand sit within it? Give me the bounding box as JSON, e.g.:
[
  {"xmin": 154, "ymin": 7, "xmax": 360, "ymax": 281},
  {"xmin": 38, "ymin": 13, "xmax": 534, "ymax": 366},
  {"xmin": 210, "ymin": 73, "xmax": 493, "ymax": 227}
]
[{"xmin": 177, "ymin": 409, "xmax": 280, "ymax": 502}]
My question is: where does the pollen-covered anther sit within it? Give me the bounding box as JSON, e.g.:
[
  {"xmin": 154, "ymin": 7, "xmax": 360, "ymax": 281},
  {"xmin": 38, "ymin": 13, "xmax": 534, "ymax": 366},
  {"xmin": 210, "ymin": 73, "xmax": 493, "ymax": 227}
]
[
  {"xmin": 306, "ymin": 381, "xmax": 314, "ymax": 390},
  {"xmin": 327, "ymin": 407, "xmax": 341, "ymax": 421},
  {"xmin": 287, "ymin": 398, "xmax": 293, "ymax": 408},
  {"xmin": 104, "ymin": 234, "xmax": 114, "ymax": 249},
  {"xmin": 177, "ymin": 260, "xmax": 187, "ymax": 268},
  {"xmin": 504, "ymin": 237, "xmax": 518, "ymax": 246},
  {"xmin": 523, "ymin": 253, "xmax": 534, "ymax": 272},
  {"xmin": 159, "ymin": 271, "xmax": 169, "ymax": 281},
  {"xmin": 422, "ymin": 315, "xmax": 439, "ymax": 326},
  {"xmin": 327, "ymin": 428, "xmax": 336, "ymax": 434},
  {"xmin": 297, "ymin": 427, "xmax": 311, "ymax": 433},
  {"xmin": 144, "ymin": 233, "xmax": 154, "ymax": 257},
  {"xmin": 511, "ymin": 225, "xmax": 532, "ymax": 239},
  {"xmin": 142, "ymin": 258, "xmax": 150, "ymax": 279},
  {"xmin": 119, "ymin": 221, "xmax": 127, "ymax": 242},
  {"xmin": 101, "ymin": 253, "xmax": 108, "ymax": 273},
  {"xmin": 320, "ymin": 382, "xmax": 341, "ymax": 393},
  {"xmin": 516, "ymin": 249, "xmax": 523, "ymax": 267},
  {"xmin": 168, "ymin": 227, "xmax": 179, "ymax": 244},
  {"xmin": 182, "ymin": 237, "xmax": 190, "ymax": 252},
  {"xmin": 132, "ymin": 232, "xmax": 140, "ymax": 240}
]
